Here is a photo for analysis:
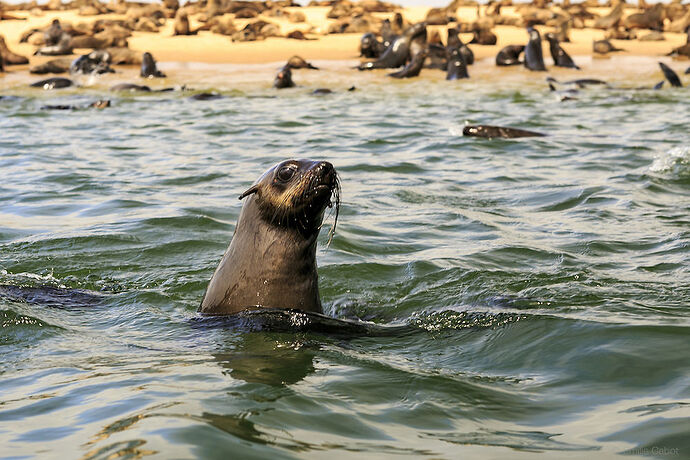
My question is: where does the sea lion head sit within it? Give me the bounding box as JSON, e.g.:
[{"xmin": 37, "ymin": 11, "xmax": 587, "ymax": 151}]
[{"xmin": 240, "ymin": 159, "xmax": 340, "ymax": 238}]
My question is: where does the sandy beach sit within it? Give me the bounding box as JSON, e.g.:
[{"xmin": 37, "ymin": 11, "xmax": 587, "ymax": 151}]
[{"xmin": 0, "ymin": 4, "xmax": 688, "ymax": 70}]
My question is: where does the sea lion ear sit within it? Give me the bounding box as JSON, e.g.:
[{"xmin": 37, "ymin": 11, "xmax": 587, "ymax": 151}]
[{"xmin": 238, "ymin": 184, "xmax": 259, "ymax": 200}]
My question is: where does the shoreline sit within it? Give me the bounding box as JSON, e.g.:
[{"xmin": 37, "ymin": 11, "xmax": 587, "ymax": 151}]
[{"xmin": 0, "ymin": 6, "xmax": 688, "ymax": 68}]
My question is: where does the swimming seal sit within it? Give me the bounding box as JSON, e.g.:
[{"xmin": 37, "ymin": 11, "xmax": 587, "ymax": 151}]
[
  {"xmin": 463, "ymin": 125, "xmax": 546, "ymax": 139},
  {"xmin": 496, "ymin": 45, "xmax": 524, "ymax": 66},
  {"xmin": 658, "ymin": 62, "xmax": 682, "ymax": 88},
  {"xmin": 30, "ymin": 77, "xmax": 73, "ymax": 90},
  {"xmin": 199, "ymin": 159, "xmax": 340, "ymax": 315},
  {"xmin": 545, "ymin": 33, "xmax": 579, "ymax": 69},
  {"xmin": 446, "ymin": 47, "xmax": 469, "ymax": 80},
  {"xmin": 524, "ymin": 27, "xmax": 546, "ymax": 71},
  {"xmin": 273, "ymin": 66, "xmax": 295, "ymax": 88}
]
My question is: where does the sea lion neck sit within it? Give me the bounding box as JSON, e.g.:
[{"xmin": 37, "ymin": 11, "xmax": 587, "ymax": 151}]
[{"xmin": 198, "ymin": 195, "xmax": 322, "ymax": 315}]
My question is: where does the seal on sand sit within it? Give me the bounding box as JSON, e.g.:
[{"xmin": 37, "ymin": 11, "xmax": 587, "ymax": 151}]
[
  {"xmin": 199, "ymin": 159, "xmax": 340, "ymax": 315},
  {"xmin": 545, "ymin": 33, "xmax": 579, "ymax": 69}
]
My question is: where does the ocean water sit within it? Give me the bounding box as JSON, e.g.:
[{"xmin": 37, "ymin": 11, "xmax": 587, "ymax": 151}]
[{"xmin": 1, "ymin": 57, "xmax": 689, "ymax": 459}]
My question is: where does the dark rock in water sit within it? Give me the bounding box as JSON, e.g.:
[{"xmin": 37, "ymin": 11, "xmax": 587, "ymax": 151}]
[
  {"xmin": 312, "ymin": 88, "xmax": 333, "ymax": 95},
  {"xmin": 658, "ymin": 62, "xmax": 682, "ymax": 88},
  {"xmin": 463, "ymin": 125, "xmax": 546, "ymax": 139},
  {"xmin": 30, "ymin": 77, "xmax": 73, "ymax": 89},
  {"xmin": 190, "ymin": 92, "xmax": 224, "ymax": 101}
]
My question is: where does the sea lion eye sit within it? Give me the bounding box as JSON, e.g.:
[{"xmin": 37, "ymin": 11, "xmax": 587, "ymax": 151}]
[{"xmin": 276, "ymin": 165, "xmax": 296, "ymax": 182}]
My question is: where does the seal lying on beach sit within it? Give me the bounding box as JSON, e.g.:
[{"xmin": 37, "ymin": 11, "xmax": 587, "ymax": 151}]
[{"xmin": 199, "ymin": 159, "xmax": 340, "ymax": 315}]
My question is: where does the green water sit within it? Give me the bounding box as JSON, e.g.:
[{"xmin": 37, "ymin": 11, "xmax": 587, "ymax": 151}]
[{"xmin": 1, "ymin": 58, "xmax": 689, "ymax": 459}]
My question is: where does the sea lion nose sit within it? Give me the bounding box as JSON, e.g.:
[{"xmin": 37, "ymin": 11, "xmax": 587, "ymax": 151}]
[{"xmin": 316, "ymin": 161, "xmax": 336, "ymax": 185}]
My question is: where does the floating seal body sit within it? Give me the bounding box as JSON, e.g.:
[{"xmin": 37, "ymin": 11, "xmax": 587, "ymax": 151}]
[
  {"xmin": 110, "ymin": 83, "xmax": 152, "ymax": 92},
  {"xmin": 659, "ymin": 62, "xmax": 682, "ymax": 88},
  {"xmin": 388, "ymin": 49, "xmax": 427, "ymax": 78},
  {"xmin": 547, "ymin": 77, "xmax": 608, "ymax": 88},
  {"xmin": 463, "ymin": 125, "xmax": 546, "ymax": 139},
  {"xmin": 273, "ymin": 66, "xmax": 295, "ymax": 88},
  {"xmin": 41, "ymin": 99, "xmax": 110, "ymax": 110},
  {"xmin": 446, "ymin": 47, "xmax": 469, "ymax": 80},
  {"xmin": 140, "ymin": 52, "xmax": 166, "ymax": 78},
  {"xmin": 496, "ymin": 45, "xmax": 524, "ymax": 66},
  {"xmin": 524, "ymin": 27, "xmax": 546, "ymax": 71},
  {"xmin": 199, "ymin": 159, "xmax": 340, "ymax": 315},
  {"xmin": 358, "ymin": 22, "xmax": 426, "ymax": 70},
  {"xmin": 30, "ymin": 77, "xmax": 73, "ymax": 90},
  {"xmin": 190, "ymin": 92, "xmax": 224, "ymax": 101},
  {"xmin": 545, "ymin": 33, "xmax": 579, "ymax": 69}
]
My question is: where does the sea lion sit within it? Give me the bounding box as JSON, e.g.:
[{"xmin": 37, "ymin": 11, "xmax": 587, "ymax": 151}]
[
  {"xmin": 286, "ymin": 55, "xmax": 318, "ymax": 70},
  {"xmin": 593, "ymin": 3, "xmax": 623, "ymax": 29},
  {"xmin": 29, "ymin": 58, "xmax": 72, "ymax": 74},
  {"xmin": 446, "ymin": 47, "xmax": 469, "ymax": 80},
  {"xmin": 110, "ymin": 83, "xmax": 152, "ymax": 92},
  {"xmin": 199, "ymin": 159, "xmax": 340, "ymax": 315},
  {"xmin": 524, "ymin": 27, "xmax": 546, "ymax": 71},
  {"xmin": 425, "ymin": 43, "xmax": 448, "ymax": 69},
  {"xmin": 360, "ymin": 32, "xmax": 385, "ymax": 58},
  {"xmin": 70, "ymin": 50, "xmax": 113, "ymax": 75},
  {"xmin": 545, "ymin": 33, "xmax": 579, "ymax": 69},
  {"xmin": 273, "ymin": 66, "xmax": 295, "ymax": 89},
  {"xmin": 41, "ymin": 99, "xmax": 110, "ymax": 110},
  {"xmin": 173, "ymin": 10, "xmax": 196, "ymax": 35},
  {"xmin": 190, "ymin": 92, "xmax": 224, "ymax": 101},
  {"xmin": 593, "ymin": 39, "xmax": 625, "ymax": 54},
  {"xmin": 358, "ymin": 22, "xmax": 426, "ymax": 70},
  {"xmin": 140, "ymin": 52, "xmax": 166, "ymax": 78},
  {"xmin": 30, "ymin": 77, "xmax": 74, "ymax": 89},
  {"xmin": 469, "ymin": 26, "xmax": 497, "ymax": 46},
  {"xmin": 496, "ymin": 44, "xmax": 525, "ymax": 66},
  {"xmin": 34, "ymin": 34, "xmax": 73, "ymax": 56},
  {"xmin": 624, "ymin": 3, "xmax": 664, "ymax": 31},
  {"xmin": 447, "ymin": 29, "xmax": 474, "ymax": 66},
  {"xmin": 686, "ymin": 66, "xmax": 690, "ymax": 75},
  {"xmin": 659, "ymin": 62, "xmax": 682, "ymax": 88},
  {"xmin": 388, "ymin": 48, "xmax": 428, "ymax": 78},
  {"xmin": 463, "ymin": 125, "xmax": 546, "ymax": 139},
  {"xmin": 546, "ymin": 76, "xmax": 608, "ymax": 88},
  {"xmin": 0, "ymin": 34, "xmax": 30, "ymax": 65},
  {"xmin": 44, "ymin": 19, "xmax": 64, "ymax": 46}
]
